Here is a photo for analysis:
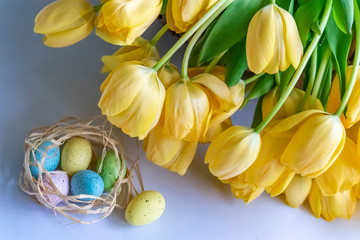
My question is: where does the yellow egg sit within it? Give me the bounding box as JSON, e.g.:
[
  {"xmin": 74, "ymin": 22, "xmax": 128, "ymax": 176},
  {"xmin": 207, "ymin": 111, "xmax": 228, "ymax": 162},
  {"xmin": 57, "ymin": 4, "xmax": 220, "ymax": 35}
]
[
  {"xmin": 60, "ymin": 137, "xmax": 92, "ymax": 175},
  {"xmin": 125, "ymin": 190, "xmax": 165, "ymax": 226}
]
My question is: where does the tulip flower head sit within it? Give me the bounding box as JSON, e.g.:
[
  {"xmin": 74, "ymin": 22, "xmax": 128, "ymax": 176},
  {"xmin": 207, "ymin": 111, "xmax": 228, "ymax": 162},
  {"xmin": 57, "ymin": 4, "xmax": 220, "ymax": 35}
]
[
  {"xmin": 267, "ymin": 110, "xmax": 346, "ymax": 178},
  {"xmin": 98, "ymin": 61, "xmax": 165, "ymax": 139},
  {"xmin": 246, "ymin": 4, "xmax": 303, "ymax": 74},
  {"xmin": 96, "ymin": 0, "xmax": 162, "ymax": 45},
  {"xmin": 205, "ymin": 126, "xmax": 261, "ymax": 180},
  {"xmin": 101, "ymin": 37, "xmax": 159, "ymax": 73},
  {"xmin": 308, "ymin": 181, "xmax": 356, "ymax": 221},
  {"xmin": 143, "ymin": 122, "xmax": 197, "ymax": 176},
  {"xmin": 315, "ymin": 137, "xmax": 360, "ymax": 196},
  {"xmin": 227, "ymin": 174, "xmax": 264, "ymax": 203},
  {"xmin": 34, "ymin": 0, "xmax": 96, "ymax": 48},
  {"xmin": 166, "ymin": 0, "xmax": 218, "ymax": 33}
]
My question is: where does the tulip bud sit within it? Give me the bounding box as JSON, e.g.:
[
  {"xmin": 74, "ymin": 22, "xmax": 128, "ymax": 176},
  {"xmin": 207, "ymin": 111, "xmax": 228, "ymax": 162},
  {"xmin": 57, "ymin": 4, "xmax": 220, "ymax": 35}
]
[
  {"xmin": 228, "ymin": 174, "xmax": 264, "ymax": 204},
  {"xmin": 166, "ymin": 0, "xmax": 218, "ymax": 33},
  {"xmin": 328, "ymin": 65, "xmax": 360, "ymax": 129},
  {"xmin": 205, "ymin": 126, "xmax": 261, "ymax": 180},
  {"xmin": 246, "ymin": 4, "xmax": 303, "ymax": 74},
  {"xmin": 268, "ymin": 110, "xmax": 346, "ymax": 177},
  {"xmin": 308, "ymin": 181, "xmax": 356, "ymax": 221},
  {"xmin": 34, "ymin": 0, "xmax": 96, "ymax": 48},
  {"xmin": 141, "ymin": 58, "xmax": 180, "ymax": 89},
  {"xmin": 96, "ymin": 0, "xmax": 162, "ymax": 45},
  {"xmin": 284, "ymin": 175, "xmax": 312, "ymax": 208},
  {"xmin": 98, "ymin": 61, "xmax": 165, "ymax": 139},
  {"xmin": 143, "ymin": 123, "xmax": 197, "ymax": 176},
  {"xmin": 315, "ymin": 137, "xmax": 360, "ymax": 196},
  {"xmin": 101, "ymin": 37, "xmax": 159, "ymax": 73}
]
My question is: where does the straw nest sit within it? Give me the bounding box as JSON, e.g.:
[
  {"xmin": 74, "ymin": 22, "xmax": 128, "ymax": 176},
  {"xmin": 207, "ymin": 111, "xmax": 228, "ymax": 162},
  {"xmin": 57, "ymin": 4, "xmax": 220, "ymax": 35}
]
[{"xmin": 19, "ymin": 116, "xmax": 142, "ymax": 224}]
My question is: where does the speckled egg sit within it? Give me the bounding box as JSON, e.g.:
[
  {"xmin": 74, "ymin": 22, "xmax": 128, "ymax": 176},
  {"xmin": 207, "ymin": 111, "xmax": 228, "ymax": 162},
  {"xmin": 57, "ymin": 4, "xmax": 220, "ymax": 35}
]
[
  {"xmin": 70, "ymin": 170, "xmax": 104, "ymax": 201},
  {"xmin": 96, "ymin": 150, "xmax": 126, "ymax": 192},
  {"xmin": 125, "ymin": 190, "xmax": 165, "ymax": 226},
  {"xmin": 37, "ymin": 171, "xmax": 69, "ymax": 205},
  {"xmin": 30, "ymin": 141, "xmax": 60, "ymax": 179},
  {"xmin": 61, "ymin": 137, "xmax": 92, "ymax": 175}
]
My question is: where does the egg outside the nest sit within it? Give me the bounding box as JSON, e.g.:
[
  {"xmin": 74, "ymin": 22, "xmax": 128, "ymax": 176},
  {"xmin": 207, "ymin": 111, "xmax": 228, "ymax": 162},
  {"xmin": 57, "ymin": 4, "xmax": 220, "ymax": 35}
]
[
  {"xmin": 125, "ymin": 191, "xmax": 165, "ymax": 226},
  {"xmin": 70, "ymin": 170, "xmax": 104, "ymax": 201},
  {"xmin": 37, "ymin": 171, "xmax": 70, "ymax": 205},
  {"xmin": 29, "ymin": 141, "xmax": 60, "ymax": 179}
]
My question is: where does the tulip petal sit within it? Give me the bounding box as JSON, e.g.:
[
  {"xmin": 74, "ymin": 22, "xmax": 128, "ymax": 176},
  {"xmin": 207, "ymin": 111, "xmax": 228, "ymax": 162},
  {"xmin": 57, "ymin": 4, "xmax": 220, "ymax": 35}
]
[
  {"xmin": 265, "ymin": 167, "xmax": 295, "ymax": 196},
  {"xmin": 285, "ymin": 175, "xmax": 312, "ymax": 208},
  {"xmin": 230, "ymin": 174, "xmax": 264, "ymax": 203}
]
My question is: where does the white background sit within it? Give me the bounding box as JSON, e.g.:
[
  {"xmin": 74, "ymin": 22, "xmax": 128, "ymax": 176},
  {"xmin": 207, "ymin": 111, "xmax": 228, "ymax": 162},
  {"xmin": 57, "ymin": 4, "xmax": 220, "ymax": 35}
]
[{"xmin": 1, "ymin": 1, "xmax": 360, "ymax": 239}]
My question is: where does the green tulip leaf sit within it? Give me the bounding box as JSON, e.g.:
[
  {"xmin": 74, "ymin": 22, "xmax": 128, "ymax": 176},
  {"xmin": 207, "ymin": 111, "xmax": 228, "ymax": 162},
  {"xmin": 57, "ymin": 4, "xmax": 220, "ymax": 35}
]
[
  {"xmin": 199, "ymin": 0, "xmax": 268, "ymax": 63},
  {"xmin": 225, "ymin": 39, "xmax": 247, "ymax": 87},
  {"xmin": 325, "ymin": 12, "xmax": 352, "ymax": 99},
  {"xmin": 332, "ymin": 0, "xmax": 354, "ymax": 34},
  {"xmin": 294, "ymin": 0, "xmax": 325, "ymax": 44},
  {"xmin": 242, "ymin": 74, "xmax": 275, "ymax": 108},
  {"xmin": 320, "ymin": 60, "xmax": 333, "ymax": 110},
  {"xmin": 160, "ymin": 0, "xmax": 168, "ymax": 14},
  {"xmin": 251, "ymin": 96, "xmax": 264, "ymax": 129},
  {"xmin": 189, "ymin": 17, "xmax": 219, "ymax": 67}
]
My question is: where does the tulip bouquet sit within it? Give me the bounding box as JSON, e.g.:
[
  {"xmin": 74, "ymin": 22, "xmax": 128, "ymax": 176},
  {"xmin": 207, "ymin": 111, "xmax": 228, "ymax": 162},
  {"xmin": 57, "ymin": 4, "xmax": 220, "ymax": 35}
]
[{"xmin": 34, "ymin": 0, "xmax": 360, "ymax": 221}]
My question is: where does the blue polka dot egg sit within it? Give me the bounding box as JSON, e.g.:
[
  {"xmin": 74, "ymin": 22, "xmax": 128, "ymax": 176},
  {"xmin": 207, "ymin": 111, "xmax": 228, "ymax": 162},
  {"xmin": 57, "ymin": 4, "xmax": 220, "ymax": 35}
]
[
  {"xmin": 70, "ymin": 170, "xmax": 104, "ymax": 201},
  {"xmin": 30, "ymin": 141, "xmax": 60, "ymax": 179}
]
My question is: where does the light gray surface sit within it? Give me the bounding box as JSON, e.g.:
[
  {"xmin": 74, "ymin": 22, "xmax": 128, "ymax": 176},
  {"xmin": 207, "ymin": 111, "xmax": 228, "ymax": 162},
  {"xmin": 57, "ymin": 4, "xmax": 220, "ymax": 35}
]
[{"xmin": 1, "ymin": 1, "xmax": 360, "ymax": 239}]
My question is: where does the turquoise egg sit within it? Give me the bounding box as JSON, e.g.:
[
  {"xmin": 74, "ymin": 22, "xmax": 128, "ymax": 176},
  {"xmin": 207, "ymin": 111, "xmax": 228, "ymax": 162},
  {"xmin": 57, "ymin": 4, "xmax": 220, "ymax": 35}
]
[
  {"xmin": 70, "ymin": 170, "xmax": 104, "ymax": 201},
  {"xmin": 30, "ymin": 141, "xmax": 60, "ymax": 179},
  {"xmin": 96, "ymin": 150, "xmax": 126, "ymax": 192}
]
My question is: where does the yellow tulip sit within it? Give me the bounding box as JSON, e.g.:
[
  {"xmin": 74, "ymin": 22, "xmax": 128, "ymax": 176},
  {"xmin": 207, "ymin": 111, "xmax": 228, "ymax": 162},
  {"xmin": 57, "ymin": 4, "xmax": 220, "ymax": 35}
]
[
  {"xmin": 355, "ymin": 183, "xmax": 360, "ymax": 199},
  {"xmin": 143, "ymin": 123, "xmax": 197, "ymax": 176},
  {"xmin": 246, "ymin": 4, "xmax": 303, "ymax": 74},
  {"xmin": 101, "ymin": 37, "xmax": 159, "ymax": 73},
  {"xmin": 265, "ymin": 167, "xmax": 295, "ymax": 197},
  {"xmin": 308, "ymin": 181, "xmax": 356, "ymax": 221},
  {"xmin": 34, "ymin": 0, "xmax": 96, "ymax": 48},
  {"xmin": 244, "ymin": 132, "xmax": 294, "ymax": 191},
  {"xmin": 227, "ymin": 174, "xmax": 264, "ymax": 203},
  {"xmin": 163, "ymin": 78, "xmax": 211, "ymax": 141},
  {"xmin": 166, "ymin": 0, "xmax": 218, "ymax": 33},
  {"xmin": 96, "ymin": 0, "xmax": 162, "ymax": 45},
  {"xmin": 141, "ymin": 57, "xmax": 180, "ymax": 89},
  {"xmin": 268, "ymin": 110, "xmax": 345, "ymax": 177},
  {"xmin": 284, "ymin": 175, "xmax": 312, "ymax": 208},
  {"xmin": 98, "ymin": 61, "xmax": 165, "ymax": 139},
  {"xmin": 205, "ymin": 126, "xmax": 261, "ymax": 180},
  {"xmin": 315, "ymin": 137, "xmax": 360, "ymax": 196},
  {"xmin": 262, "ymin": 87, "xmax": 323, "ymax": 121},
  {"xmin": 328, "ymin": 66, "xmax": 360, "ymax": 129},
  {"xmin": 188, "ymin": 67, "xmax": 245, "ymax": 143}
]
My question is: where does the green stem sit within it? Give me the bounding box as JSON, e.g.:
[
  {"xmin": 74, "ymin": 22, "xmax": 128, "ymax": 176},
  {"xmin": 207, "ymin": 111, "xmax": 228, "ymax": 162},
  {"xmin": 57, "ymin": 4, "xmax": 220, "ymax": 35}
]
[
  {"xmin": 181, "ymin": 1, "xmax": 233, "ymax": 78},
  {"xmin": 271, "ymin": 0, "xmax": 276, "ymax": 4},
  {"xmin": 204, "ymin": 51, "xmax": 227, "ymax": 73},
  {"xmin": 297, "ymin": 46, "xmax": 318, "ymax": 112},
  {"xmin": 244, "ymin": 73, "xmax": 265, "ymax": 85},
  {"xmin": 275, "ymin": 72, "xmax": 281, "ymax": 86},
  {"xmin": 254, "ymin": 0, "xmax": 333, "ymax": 133},
  {"xmin": 153, "ymin": 0, "xmax": 230, "ymax": 72},
  {"xmin": 335, "ymin": 0, "xmax": 360, "ymax": 116},
  {"xmin": 309, "ymin": 46, "xmax": 331, "ymax": 108},
  {"xmin": 150, "ymin": 25, "xmax": 169, "ymax": 46},
  {"xmin": 93, "ymin": 3, "xmax": 104, "ymax": 12}
]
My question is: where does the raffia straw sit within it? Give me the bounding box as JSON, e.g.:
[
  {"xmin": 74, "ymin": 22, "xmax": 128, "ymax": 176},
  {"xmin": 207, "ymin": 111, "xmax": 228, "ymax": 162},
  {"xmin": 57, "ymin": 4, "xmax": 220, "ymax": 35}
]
[{"xmin": 18, "ymin": 116, "xmax": 144, "ymax": 224}]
